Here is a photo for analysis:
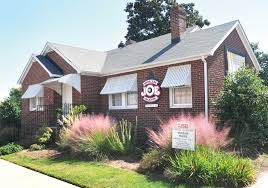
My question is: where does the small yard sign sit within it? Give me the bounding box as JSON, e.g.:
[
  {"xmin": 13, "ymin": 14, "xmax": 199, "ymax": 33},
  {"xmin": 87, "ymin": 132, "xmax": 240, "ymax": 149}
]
[{"xmin": 172, "ymin": 123, "xmax": 195, "ymax": 151}]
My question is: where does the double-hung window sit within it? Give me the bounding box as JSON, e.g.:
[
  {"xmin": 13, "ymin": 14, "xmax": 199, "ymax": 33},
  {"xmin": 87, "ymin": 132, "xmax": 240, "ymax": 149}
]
[
  {"xmin": 227, "ymin": 49, "xmax": 245, "ymax": 73},
  {"xmin": 109, "ymin": 92, "xmax": 138, "ymax": 109},
  {"xmin": 161, "ymin": 64, "xmax": 192, "ymax": 108},
  {"xmin": 169, "ymin": 87, "xmax": 192, "ymax": 108},
  {"xmin": 29, "ymin": 97, "xmax": 44, "ymax": 111},
  {"xmin": 101, "ymin": 73, "xmax": 138, "ymax": 110}
]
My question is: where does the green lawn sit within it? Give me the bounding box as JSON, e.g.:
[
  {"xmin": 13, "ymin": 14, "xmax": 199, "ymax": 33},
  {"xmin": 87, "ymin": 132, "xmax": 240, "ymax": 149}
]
[{"xmin": 1, "ymin": 153, "xmax": 175, "ymax": 188}]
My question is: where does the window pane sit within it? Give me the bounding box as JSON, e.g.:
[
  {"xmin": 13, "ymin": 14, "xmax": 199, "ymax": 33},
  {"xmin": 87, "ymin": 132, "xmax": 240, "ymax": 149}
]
[
  {"xmin": 37, "ymin": 97, "xmax": 44, "ymax": 111},
  {"xmin": 30, "ymin": 98, "xmax": 36, "ymax": 110},
  {"xmin": 112, "ymin": 93, "xmax": 122, "ymax": 106},
  {"xmin": 127, "ymin": 92, "xmax": 137, "ymax": 106},
  {"xmin": 174, "ymin": 87, "xmax": 192, "ymax": 105},
  {"xmin": 227, "ymin": 51, "xmax": 245, "ymax": 72}
]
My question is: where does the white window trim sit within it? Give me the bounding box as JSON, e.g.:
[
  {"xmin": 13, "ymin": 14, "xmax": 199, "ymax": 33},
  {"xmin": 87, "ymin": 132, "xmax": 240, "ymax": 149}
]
[
  {"xmin": 109, "ymin": 93, "xmax": 138, "ymax": 110},
  {"xmin": 169, "ymin": 87, "xmax": 192, "ymax": 109},
  {"xmin": 29, "ymin": 97, "xmax": 44, "ymax": 112}
]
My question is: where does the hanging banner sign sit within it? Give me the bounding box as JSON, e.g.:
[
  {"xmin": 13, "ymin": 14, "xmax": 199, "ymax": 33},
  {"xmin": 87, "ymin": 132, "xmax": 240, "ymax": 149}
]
[{"xmin": 141, "ymin": 79, "xmax": 161, "ymax": 103}]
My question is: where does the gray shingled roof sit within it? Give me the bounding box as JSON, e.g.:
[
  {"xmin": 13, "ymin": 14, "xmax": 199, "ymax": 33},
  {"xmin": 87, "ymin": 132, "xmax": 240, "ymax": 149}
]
[
  {"xmin": 47, "ymin": 20, "xmax": 241, "ymax": 74},
  {"xmin": 102, "ymin": 20, "xmax": 237, "ymax": 74}
]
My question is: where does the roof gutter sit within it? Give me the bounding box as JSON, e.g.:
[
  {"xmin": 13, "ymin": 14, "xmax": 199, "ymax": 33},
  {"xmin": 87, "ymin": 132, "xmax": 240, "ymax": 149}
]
[{"xmin": 81, "ymin": 54, "xmax": 209, "ymax": 77}]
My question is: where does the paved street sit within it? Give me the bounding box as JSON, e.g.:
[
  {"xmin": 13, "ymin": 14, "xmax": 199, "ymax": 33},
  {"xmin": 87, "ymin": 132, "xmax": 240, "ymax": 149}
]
[{"xmin": 0, "ymin": 159, "xmax": 79, "ymax": 188}]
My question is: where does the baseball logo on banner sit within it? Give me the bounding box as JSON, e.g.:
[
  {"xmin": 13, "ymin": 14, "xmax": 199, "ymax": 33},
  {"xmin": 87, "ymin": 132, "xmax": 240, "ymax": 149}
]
[{"xmin": 141, "ymin": 79, "xmax": 161, "ymax": 102}]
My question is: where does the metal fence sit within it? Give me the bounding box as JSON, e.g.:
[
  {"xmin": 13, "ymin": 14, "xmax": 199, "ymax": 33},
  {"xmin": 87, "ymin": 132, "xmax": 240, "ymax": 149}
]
[{"xmin": 0, "ymin": 119, "xmax": 20, "ymax": 145}]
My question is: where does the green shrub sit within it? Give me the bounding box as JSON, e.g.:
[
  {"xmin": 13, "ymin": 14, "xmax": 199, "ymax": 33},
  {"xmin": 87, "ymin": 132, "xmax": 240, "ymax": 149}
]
[
  {"xmin": 216, "ymin": 68, "xmax": 268, "ymax": 154},
  {"xmin": 74, "ymin": 132, "xmax": 111, "ymax": 160},
  {"xmin": 166, "ymin": 146, "xmax": 255, "ymax": 187},
  {"xmin": 216, "ymin": 67, "xmax": 268, "ymax": 154},
  {"xmin": 36, "ymin": 127, "xmax": 53, "ymax": 145},
  {"xmin": 0, "ymin": 143, "xmax": 23, "ymax": 155},
  {"xmin": 107, "ymin": 119, "xmax": 133, "ymax": 155},
  {"xmin": 29, "ymin": 144, "xmax": 45, "ymax": 151},
  {"xmin": 72, "ymin": 105, "xmax": 87, "ymax": 116},
  {"xmin": 67, "ymin": 115, "xmax": 114, "ymax": 160},
  {"xmin": 138, "ymin": 149, "xmax": 170, "ymax": 173}
]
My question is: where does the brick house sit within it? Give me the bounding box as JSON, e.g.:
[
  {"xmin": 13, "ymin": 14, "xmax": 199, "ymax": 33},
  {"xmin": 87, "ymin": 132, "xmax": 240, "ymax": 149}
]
[{"xmin": 18, "ymin": 5, "xmax": 260, "ymax": 144}]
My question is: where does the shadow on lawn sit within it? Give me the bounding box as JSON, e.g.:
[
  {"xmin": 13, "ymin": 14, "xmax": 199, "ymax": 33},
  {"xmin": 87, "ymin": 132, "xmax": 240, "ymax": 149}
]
[{"xmin": 45, "ymin": 152, "xmax": 210, "ymax": 188}]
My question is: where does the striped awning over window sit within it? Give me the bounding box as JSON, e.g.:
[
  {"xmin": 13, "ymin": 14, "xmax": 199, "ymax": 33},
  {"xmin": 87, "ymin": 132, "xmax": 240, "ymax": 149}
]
[
  {"xmin": 21, "ymin": 84, "xmax": 44, "ymax": 99},
  {"xmin": 100, "ymin": 73, "xmax": 137, "ymax": 94},
  {"xmin": 161, "ymin": 64, "xmax": 191, "ymax": 88}
]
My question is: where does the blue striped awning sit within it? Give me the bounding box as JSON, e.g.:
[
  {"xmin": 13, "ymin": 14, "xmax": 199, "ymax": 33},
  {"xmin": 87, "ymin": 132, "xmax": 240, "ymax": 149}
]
[{"xmin": 161, "ymin": 64, "xmax": 191, "ymax": 88}]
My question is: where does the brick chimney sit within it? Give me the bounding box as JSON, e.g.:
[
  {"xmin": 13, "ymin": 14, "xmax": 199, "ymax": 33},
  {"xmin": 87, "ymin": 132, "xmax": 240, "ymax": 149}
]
[{"xmin": 171, "ymin": 3, "xmax": 186, "ymax": 43}]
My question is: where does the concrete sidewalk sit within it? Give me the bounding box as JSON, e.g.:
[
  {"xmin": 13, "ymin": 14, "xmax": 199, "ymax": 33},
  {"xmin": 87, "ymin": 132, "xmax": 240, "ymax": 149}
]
[
  {"xmin": 249, "ymin": 172, "xmax": 268, "ymax": 188},
  {"xmin": 0, "ymin": 159, "xmax": 79, "ymax": 188}
]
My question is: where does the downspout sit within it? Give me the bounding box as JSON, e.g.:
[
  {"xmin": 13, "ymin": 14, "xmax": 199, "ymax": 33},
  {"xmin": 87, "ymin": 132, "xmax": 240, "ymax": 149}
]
[{"xmin": 201, "ymin": 56, "xmax": 209, "ymax": 121}]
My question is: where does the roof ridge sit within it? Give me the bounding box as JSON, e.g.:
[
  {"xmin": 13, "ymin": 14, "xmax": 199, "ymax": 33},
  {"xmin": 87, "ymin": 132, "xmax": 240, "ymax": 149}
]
[
  {"xmin": 48, "ymin": 42, "xmax": 106, "ymax": 54},
  {"xmin": 106, "ymin": 20, "xmax": 239, "ymax": 53}
]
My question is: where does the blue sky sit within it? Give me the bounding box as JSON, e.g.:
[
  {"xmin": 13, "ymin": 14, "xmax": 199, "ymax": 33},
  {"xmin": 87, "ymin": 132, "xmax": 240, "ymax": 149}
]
[{"xmin": 0, "ymin": 0, "xmax": 267, "ymax": 100}]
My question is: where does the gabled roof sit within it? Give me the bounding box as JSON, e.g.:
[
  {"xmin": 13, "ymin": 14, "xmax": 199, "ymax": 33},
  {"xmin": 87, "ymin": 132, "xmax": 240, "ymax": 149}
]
[
  {"xmin": 18, "ymin": 54, "xmax": 63, "ymax": 84},
  {"xmin": 42, "ymin": 42, "xmax": 107, "ymax": 74},
  {"xmin": 103, "ymin": 21, "xmax": 243, "ymax": 74},
  {"xmin": 19, "ymin": 20, "xmax": 261, "ymax": 84}
]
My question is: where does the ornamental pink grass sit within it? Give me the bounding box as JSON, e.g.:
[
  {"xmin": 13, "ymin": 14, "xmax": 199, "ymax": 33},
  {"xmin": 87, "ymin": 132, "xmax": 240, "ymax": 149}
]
[
  {"xmin": 68, "ymin": 114, "xmax": 114, "ymax": 143},
  {"xmin": 147, "ymin": 114, "xmax": 231, "ymax": 149}
]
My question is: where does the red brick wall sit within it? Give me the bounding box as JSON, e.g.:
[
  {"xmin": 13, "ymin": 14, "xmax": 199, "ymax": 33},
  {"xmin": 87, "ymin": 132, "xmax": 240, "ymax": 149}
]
[
  {"xmin": 21, "ymin": 51, "xmax": 80, "ymax": 144},
  {"xmin": 81, "ymin": 60, "xmax": 205, "ymax": 145},
  {"xmin": 207, "ymin": 29, "xmax": 254, "ymax": 120},
  {"xmin": 80, "ymin": 75, "xmax": 104, "ymax": 112},
  {"xmin": 21, "ymin": 61, "xmax": 60, "ymax": 144}
]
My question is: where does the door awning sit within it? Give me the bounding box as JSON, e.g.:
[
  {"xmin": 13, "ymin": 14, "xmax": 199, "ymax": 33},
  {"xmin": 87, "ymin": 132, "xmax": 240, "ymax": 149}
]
[
  {"xmin": 100, "ymin": 73, "xmax": 137, "ymax": 94},
  {"xmin": 42, "ymin": 78, "xmax": 61, "ymax": 95},
  {"xmin": 21, "ymin": 84, "xmax": 44, "ymax": 99},
  {"xmin": 58, "ymin": 74, "xmax": 81, "ymax": 93},
  {"xmin": 161, "ymin": 64, "xmax": 191, "ymax": 88}
]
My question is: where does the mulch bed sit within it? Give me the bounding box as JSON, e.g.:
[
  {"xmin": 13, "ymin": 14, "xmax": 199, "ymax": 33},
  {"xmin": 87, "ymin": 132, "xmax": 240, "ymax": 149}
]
[{"xmin": 20, "ymin": 149, "xmax": 61, "ymax": 158}]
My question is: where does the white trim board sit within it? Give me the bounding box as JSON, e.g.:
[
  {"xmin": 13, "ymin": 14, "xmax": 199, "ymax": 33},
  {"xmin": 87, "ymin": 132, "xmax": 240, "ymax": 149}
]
[
  {"xmin": 41, "ymin": 42, "xmax": 81, "ymax": 73},
  {"xmin": 18, "ymin": 54, "xmax": 62, "ymax": 84},
  {"xmin": 210, "ymin": 21, "xmax": 260, "ymax": 71}
]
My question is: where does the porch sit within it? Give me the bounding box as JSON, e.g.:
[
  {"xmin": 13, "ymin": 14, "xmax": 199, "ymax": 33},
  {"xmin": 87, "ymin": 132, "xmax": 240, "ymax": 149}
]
[{"xmin": 20, "ymin": 74, "xmax": 82, "ymax": 144}]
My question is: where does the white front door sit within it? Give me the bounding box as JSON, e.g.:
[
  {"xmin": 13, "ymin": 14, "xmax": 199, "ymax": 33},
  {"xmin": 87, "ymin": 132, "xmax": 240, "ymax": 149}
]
[{"xmin": 62, "ymin": 84, "xmax": 72, "ymax": 105}]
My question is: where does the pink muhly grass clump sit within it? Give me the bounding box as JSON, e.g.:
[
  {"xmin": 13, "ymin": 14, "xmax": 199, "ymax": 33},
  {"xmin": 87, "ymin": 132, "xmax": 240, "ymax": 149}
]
[
  {"xmin": 147, "ymin": 114, "xmax": 231, "ymax": 149},
  {"xmin": 68, "ymin": 114, "xmax": 114, "ymax": 143}
]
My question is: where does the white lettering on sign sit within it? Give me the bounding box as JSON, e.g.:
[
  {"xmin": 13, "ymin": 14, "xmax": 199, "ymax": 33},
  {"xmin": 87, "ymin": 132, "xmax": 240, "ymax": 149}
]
[
  {"xmin": 172, "ymin": 127, "xmax": 195, "ymax": 151},
  {"xmin": 145, "ymin": 104, "xmax": 158, "ymax": 108},
  {"xmin": 141, "ymin": 79, "xmax": 161, "ymax": 103}
]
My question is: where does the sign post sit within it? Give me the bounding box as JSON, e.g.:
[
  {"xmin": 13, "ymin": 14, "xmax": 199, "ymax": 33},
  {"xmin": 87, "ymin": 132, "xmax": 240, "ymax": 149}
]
[{"xmin": 172, "ymin": 122, "xmax": 196, "ymax": 151}]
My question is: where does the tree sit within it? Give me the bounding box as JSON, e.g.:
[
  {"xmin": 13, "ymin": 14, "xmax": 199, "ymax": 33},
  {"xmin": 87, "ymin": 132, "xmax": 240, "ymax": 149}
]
[
  {"xmin": 216, "ymin": 68, "xmax": 268, "ymax": 155},
  {"xmin": 251, "ymin": 43, "xmax": 268, "ymax": 85},
  {"xmin": 120, "ymin": 0, "xmax": 210, "ymax": 46},
  {"xmin": 0, "ymin": 88, "xmax": 22, "ymax": 122}
]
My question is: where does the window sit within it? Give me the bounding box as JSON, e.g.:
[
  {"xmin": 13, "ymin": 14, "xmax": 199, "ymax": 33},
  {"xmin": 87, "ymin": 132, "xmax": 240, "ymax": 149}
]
[
  {"xmin": 227, "ymin": 50, "xmax": 245, "ymax": 73},
  {"xmin": 127, "ymin": 92, "xmax": 138, "ymax": 106},
  {"xmin": 112, "ymin": 93, "xmax": 122, "ymax": 106},
  {"xmin": 169, "ymin": 87, "xmax": 192, "ymax": 108},
  {"xmin": 29, "ymin": 97, "xmax": 44, "ymax": 111},
  {"xmin": 109, "ymin": 92, "xmax": 138, "ymax": 109}
]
